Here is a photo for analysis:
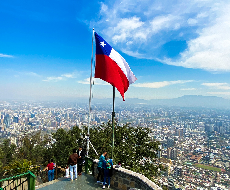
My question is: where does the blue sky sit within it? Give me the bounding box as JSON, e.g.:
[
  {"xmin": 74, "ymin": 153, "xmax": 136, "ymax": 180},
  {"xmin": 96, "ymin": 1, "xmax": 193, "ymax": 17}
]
[{"xmin": 1, "ymin": 0, "xmax": 230, "ymax": 101}]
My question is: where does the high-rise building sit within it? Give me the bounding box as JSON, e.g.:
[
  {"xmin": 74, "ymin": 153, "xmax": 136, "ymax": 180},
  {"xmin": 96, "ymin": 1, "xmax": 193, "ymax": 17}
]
[
  {"xmin": 157, "ymin": 145, "xmax": 162, "ymax": 158},
  {"xmin": 167, "ymin": 148, "xmax": 177, "ymax": 160},
  {"xmin": 219, "ymin": 126, "xmax": 225, "ymax": 134},
  {"xmin": 205, "ymin": 124, "xmax": 214, "ymax": 132},
  {"xmin": 167, "ymin": 148, "xmax": 172, "ymax": 159},
  {"xmin": 171, "ymin": 148, "xmax": 177, "ymax": 160},
  {"xmin": 175, "ymin": 128, "xmax": 183, "ymax": 137},
  {"xmin": 13, "ymin": 116, "xmax": 19, "ymax": 123},
  {"xmin": 3, "ymin": 114, "xmax": 10, "ymax": 128},
  {"xmin": 168, "ymin": 178, "xmax": 175, "ymax": 190},
  {"xmin": 51, "ymin": 121, "xmax": 57, "ymax": 128},
  {"xmin": 167, "ymin": 138, "xmax": 174, "ymax": 148},
  {"xmin": 174, "ymin": 166, "xmax": 183, "ymax": 177}
]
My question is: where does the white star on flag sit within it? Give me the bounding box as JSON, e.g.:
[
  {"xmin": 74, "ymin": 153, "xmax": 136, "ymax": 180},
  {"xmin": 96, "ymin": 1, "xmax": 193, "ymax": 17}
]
[{"xmin": 100, "ymin": 41, "xmax": 106, "ymax": 47}]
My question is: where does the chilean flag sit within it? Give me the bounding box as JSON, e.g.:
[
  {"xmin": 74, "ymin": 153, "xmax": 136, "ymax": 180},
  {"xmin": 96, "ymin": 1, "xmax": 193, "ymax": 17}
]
[{"xmin": 94, "ymin": 32, "xmax": 137, "ymax": 101}]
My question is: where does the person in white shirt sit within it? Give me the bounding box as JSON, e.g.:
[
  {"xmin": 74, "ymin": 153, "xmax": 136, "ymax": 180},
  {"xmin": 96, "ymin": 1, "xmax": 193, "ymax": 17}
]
[{"xmin": 65, "ymin": 166, "xmax": 70, "ymax": 178}]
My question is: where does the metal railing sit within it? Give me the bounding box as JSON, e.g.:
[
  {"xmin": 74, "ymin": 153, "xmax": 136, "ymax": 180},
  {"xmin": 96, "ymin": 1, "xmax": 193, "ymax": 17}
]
[
  {"xmin": 0, "ymin": 171, "xmax": 35, "ymax": 190},
  {"xmin": 0, "ymin": 159, "xmax": 94, "ymax": 190}
]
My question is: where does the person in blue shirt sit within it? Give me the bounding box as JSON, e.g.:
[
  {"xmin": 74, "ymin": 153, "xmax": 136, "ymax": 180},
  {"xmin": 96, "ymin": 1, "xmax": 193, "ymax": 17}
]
[
  {"xmin": 102, "ymin": 154, "xmax": 113, "ymax": 189},
  {"xmin": 97, "ymin": 151, "xmax": 107, "ymax": 183}
]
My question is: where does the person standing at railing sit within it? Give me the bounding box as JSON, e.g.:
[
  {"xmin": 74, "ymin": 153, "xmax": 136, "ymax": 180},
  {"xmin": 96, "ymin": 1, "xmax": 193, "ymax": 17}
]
[
  {"xmin": 53, "ymin": 161, "xmax": 56, "ymax": 180},
  {"xmin": 77, "ymin": 146, "xmax": 85, "ymax": 176},
  {"xmin": 43, "ymin": 159, "xmax": 55, "ymax": 182},
  {"xmin": 68, "ymin": 148, "xmax": 80, "ymax": 181},
  {"xmin": 102, "ymin": 154, "xmax": 113, "ymax": 189},
  {"xmin": 97, "ymin": 151, "xmax": 107, "ymax": 183}
]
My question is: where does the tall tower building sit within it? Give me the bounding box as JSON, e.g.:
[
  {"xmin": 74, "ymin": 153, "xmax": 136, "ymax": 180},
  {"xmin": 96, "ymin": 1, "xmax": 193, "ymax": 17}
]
[
  {"xmin": 167, "ymin": 148, "xmax": 177, "ymax": 160},
  {"xmin": 174, "ymin": 166, "xmax": 183, "ymax": 177},
  {"xmin": 168, "ymin": 178, "xmax": 175, "ymax": 190},
  {"xmin": 13, "ymin": 116, "xmax": 19, "ymax": 123},
  {"xmin": 167, "ymin": 148, "xmax": 172, "ymax": 159},
  {"xmin": 167, "ymin": 138, "xmax": 174, "ymax": 148},
  {"xmin": 4, "ymin": 114, "xmax": 10, "ymax": 128},
  {"xmin": 175, "ymin": 128, "xmax": 183, "ymax": 138}
]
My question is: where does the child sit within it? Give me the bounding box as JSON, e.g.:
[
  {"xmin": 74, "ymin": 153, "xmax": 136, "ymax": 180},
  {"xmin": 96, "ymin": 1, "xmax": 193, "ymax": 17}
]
[{"xmin": 65, "ymin": 166, "xmax": 70, "ymax": 178}]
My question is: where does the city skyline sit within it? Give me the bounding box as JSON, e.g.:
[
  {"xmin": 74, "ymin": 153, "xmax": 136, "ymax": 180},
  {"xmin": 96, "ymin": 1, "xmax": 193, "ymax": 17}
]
[
  {"xmin": 1, "ymin": 100, "xmax": 230, "ymax": 189},
  {"xmin": 1, "ymin": 0, "xmax": 230, "ymax": 101}
]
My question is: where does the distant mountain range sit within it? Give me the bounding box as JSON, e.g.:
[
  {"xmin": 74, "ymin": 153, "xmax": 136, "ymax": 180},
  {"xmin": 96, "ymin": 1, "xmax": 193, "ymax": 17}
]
[
  {"xmin": 91, "ymin": 95, "xmax": 230, "ymax": 109},
  {"xmin": 3, "ymin": 95, "xmax": 230, "ymax": 109}
]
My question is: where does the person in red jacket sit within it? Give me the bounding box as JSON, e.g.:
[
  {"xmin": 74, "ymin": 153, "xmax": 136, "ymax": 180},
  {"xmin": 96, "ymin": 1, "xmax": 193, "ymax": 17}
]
[
  {"xmin": 44, "ymin": 159, "xmax": 54, "ymax": 181},
  {"xmin": 68, "ymin": 148, "xmax": 80, "ymax": 181}
]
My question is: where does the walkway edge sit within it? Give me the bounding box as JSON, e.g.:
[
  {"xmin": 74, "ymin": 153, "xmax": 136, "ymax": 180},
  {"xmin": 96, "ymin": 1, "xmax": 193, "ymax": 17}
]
[{"xmin": 35, "ymin": 177, "xmax": 67, "ymax": 189}]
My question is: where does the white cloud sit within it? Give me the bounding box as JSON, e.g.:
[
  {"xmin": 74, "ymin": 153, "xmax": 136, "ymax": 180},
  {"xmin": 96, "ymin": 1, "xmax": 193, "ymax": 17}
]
[
  {"xmin": 95, "ymin": 0, "xmax": 230, "ymax": 72},
  {"xmin": 181, "ymin": 88, "xmax": 197, "ymax": 91},
  {"xmin": 150, "ymin": 15, "xmax": 180, "ymax": 34},
  {"xmin": 100, "ymin": 3, "xmax": 108, "ymax": 13},
  {"xmin": 160, "ymin": 3, "xmax": 230, "ymax": 71},
  {"xmin": 43, "ymin": 72, "xmax": 79, "ymax": 82},
  {"xmin": 187, "ymin": 18, "xmax": 198, "ymax": 25},
  {"xmin": 121, "ymin": 49, "xmax": 145, "ymax": 58},
  {"xmin": 0, "ymin": 53, "xmax": 13, "ymax": 58},
  {"xmin": 24, "ymin": 72, "xmax": 41, "ymax": 77},
  {"xmin": 78, "ymin": 77, "xmax": 110, "ymax": 85},
  {"xmin": 207, "ymin": 92, "xmax": 230, "ymax": 96},
  {"xmin": 202, "ymin": 83, "xmax": 230, "ymax": 90},
  {"xmin": 197, "ymin": 12, "xmax": 208, "ymax": 18},
  {"xmin": 133, "ymin": 80, "xmax": 193, "ymax": 88},
  {"xmin": 62, "ymin": 74, "xmax": 73, "ymax": 78},
  {"xmin": 11, "ymin": 71, "xmax": 41, "ymax": 78},
  {"xmin": 112, "ymin": 17, "xmax": 144, "ymax": 43},
  {"xmin": 109, "ymin": 14, "xmax": 180, "ymax": 45},
  {"xmin": 61, "ymin": 72, "xmax": 78, "ymax": 78},
  {"xmin": 43, "ymin": 76, "xmax": 63, "ymax": 82}
]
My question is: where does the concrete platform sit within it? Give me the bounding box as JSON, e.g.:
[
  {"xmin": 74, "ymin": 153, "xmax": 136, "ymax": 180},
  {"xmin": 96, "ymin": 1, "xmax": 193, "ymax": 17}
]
[{"xmin": 36, "ymin": 173, "xmax": 115, "ymax": 190}]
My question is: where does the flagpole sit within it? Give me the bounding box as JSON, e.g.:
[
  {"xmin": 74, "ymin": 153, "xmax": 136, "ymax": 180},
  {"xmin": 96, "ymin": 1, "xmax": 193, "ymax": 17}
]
[
  {"xmin": 112, "ymin": 86, "xmax": 115, "ymax": 160},
  {"xmin": 87, "ymin": 28, "xmax": 94, "ymax": 157}
]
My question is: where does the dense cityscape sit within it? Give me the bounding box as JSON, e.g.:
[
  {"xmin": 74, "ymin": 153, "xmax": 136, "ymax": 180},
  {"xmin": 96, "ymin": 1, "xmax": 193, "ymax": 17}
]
[{"xmin": 0, "ymin": 100, "xmax": 230, "ymax": 190}]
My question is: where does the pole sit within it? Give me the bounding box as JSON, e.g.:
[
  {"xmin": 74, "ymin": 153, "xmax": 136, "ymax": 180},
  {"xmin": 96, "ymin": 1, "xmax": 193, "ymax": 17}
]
[
  {"xmin": 111, "ymin": 86, "xmax": 115, "ymax": 160},
  {"xmin": 87, "ymin": 28, "xmax": 94, "ymax": 157}
]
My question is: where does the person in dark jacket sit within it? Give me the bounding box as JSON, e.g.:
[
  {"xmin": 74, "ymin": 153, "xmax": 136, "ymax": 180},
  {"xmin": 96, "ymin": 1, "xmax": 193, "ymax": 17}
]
[
  {"xmin": 97, "ymin": 151, "xmax": 107, "ymax": 183},
  {"xmin": 77, "ymin": 146, "xmax": 85, "ymax": 176},
  {"xmin": 68, "ymin": 148, "xmax": 80, "ymax": 181},
  {"xmin": 102, "ymin": 154, "xmax": 113, "ymax": 189}
]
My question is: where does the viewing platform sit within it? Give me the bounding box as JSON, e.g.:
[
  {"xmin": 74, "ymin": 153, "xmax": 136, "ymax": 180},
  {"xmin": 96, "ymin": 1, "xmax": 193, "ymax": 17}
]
[
  {"xmin": 0, "ymin": 158, "xmax": 162, "ymax": 190},
  {"xmin": 36, "ymin": 174, "xmax": 116, "ymax": 190}
]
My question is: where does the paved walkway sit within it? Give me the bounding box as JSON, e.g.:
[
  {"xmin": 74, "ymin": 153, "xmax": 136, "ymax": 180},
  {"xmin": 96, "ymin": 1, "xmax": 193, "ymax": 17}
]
[{"xmin": 36, "ymin": 174, "xmax": 116, "ymax": 190}]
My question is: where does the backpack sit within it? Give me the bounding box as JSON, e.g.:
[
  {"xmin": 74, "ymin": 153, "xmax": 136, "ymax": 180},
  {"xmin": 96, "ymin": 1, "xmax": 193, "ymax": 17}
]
[{"xmin": 106, "ymin": 160, "xmax": 111, "ymax": 170}]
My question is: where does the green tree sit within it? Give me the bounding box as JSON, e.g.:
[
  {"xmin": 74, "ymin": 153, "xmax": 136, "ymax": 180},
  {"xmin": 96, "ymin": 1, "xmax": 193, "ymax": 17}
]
[
  {"xmin": 88, "ymin": 122, "xmax": 163, "ymax": 179},
  {"xmin": 32, "ymin": 133, "xmax": 51, "ymax": 165},
  {"xmin": 16, "ymin": 131, "xmax": 51, "ymax": 165},
  {"xmin": 51, "ymin": 126, "xmax": 82, "ymax": 167},
  {"xmin": 0, "ymin": 139, "xmax": 16, "ymax": 167},
  {"xmin": 88, "ymin": 122, "xmax": 113, "ymax": 158},
  {"xmin": 3, "ymin": 159, "xmax": 32, "ymax": 176},
  {"xmin": 0, "ymin": 147, "xmax": 4, "ymax": 176},
  {"xmin": 17, "ymin": 136, "xmax": 33, "ymax": 161}
]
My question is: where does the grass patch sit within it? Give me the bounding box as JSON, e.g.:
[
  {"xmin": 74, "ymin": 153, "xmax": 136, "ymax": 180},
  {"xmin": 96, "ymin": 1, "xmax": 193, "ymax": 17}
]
[{"xmin": 194, "ymin": 164, "xmax": 221, "ymax": 172}]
